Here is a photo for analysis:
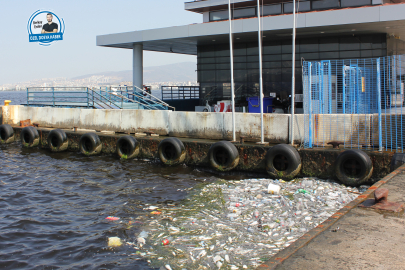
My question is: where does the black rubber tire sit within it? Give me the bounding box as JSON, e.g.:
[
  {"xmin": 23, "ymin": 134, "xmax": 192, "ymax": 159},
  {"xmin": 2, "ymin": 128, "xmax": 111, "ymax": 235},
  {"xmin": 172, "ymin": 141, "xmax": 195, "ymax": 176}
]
[
  {"xmin": 79, "ymin": 133, "xmax": 102, "ymax": 156},
  {"xmin": 47, "ymin": 129, "xmax": 68, "ymax": 152},
  {"xmin": 0, "ymin": 124, "xmax": 14, "ymax": 144},
  {"xmin": 117, "ymin": 136, "xmax": 139, "ymax": 159},
  {"xmin": 335, "ymin": 149, "xmax": 373, "ymax": 186},
  {"xmin": 208, "ymin": 141, "xmax": 239, "ymax": 171},
  {"xmin": 21, "ymin": 126, "xmax": 40, "ymax": 148},
  {"xmin": 265, "ymin": 144, "xmax": 301, "ymax": 180},
  {"xmin": 158, "ymin": 137, "xmax": 186, "ymax": 165}
]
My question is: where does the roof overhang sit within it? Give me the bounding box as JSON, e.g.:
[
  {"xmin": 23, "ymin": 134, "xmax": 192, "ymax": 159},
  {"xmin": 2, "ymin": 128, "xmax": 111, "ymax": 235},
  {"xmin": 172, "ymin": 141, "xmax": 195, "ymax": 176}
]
[
  {"xmin": 97, "ymin": 4, "xmax": 405, "ymax": 56},
  {"xmin": 184, "ymin": 0, "xmax": 285, "ymax": 14}
]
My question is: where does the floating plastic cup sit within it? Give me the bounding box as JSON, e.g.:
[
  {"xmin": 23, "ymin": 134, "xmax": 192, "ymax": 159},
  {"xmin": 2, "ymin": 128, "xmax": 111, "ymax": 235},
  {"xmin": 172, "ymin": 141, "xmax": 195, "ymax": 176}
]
[{"xmin": 268, "ymin": 183, "xmax": 281, "ymax": 194}]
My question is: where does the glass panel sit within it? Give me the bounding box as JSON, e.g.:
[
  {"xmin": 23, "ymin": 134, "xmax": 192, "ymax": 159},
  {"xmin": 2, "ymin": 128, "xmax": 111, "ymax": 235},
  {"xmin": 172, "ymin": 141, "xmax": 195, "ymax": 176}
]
[
  {"xmin": 340, "ymin": 50, "xmax": 361, "ymax": 59},
  {"xmin": 216, "ymin": 57, "xmax": 230, "ymax": 63},
  {"xmin": 210, "ymin": 10, "xmax": 229, "ymax": 21},
  {"xmin": 199, "ymin": 58, "xmax": 216, "ymax": 64},
  {"xmin": 341, "ymin": 0, "xmax": 371, "ymax": 7},
  {"xmin": 312, "ymin": 0, "xmax": 340, "ymax": 10},
  {"xmin": 200, "ymin": 70, "xmax": 216, "ymax": 83},
  {"xmin": 216, "ymin": 70, "xmax": 230, "ymax": 82},
  {"xmin": 216, "ymin": 63, "xmax": 230, "ymax": 69},
  {"xmin": 247, "ymin": 55, "xmax": 259, "ymax": 62},
  {"xmin": 234, "ymin": 56, "xmax": 247, "ymax": 62},
  {"xmin": 234, "ymin": 63, "xmax": 247, "ymax": 69},
  {"xmin": 247, "ymin": 44, "xmax": 259, "ymax": 55},
  {"xmin": 284, "ymin": 1, "xmax": 311, "ymax": 13},
  {"xmin": 263, "ymin": 61, "xmax": 282, "ymax": 68},
  {"xmin": 263, "ymin": 44, "xmax": 282, "ymax": 55},
  {"xmin": 319, "ymin": 37, "xmax": 339, "ymax": 51},
  {"xmin": 320, "ymin": 51, "xmax": 339, "ymax": 59},
  {"xmin": 300, "ymin": 39, "xmax": 319, "ymax": 53},
  {"xmin": 234, "ymin": 69, "xmax": 247, "ymax": 81},
  {"xmin": 262, "ymin": 4, "xmax": 282, "ymax": 15},
  {"xmin": 340, "ymin": 36, "xmax": 360, "ymax": 51},
  {"xmin": 233, "ymin": 7, "xmax": 255, "ymax": 19},
  {"xmin": 247, "ymin": 62, "xmax": 259, "ymax": 69},
  {"xmin": 263, "ymin": 54, "xmax": 282, "ymax": 61}
]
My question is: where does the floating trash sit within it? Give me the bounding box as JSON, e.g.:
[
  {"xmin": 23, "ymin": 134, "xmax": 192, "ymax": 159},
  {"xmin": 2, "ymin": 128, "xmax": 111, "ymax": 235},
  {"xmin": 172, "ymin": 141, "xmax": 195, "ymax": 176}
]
[
  {"xmin": 105, "ymin": 216, "xmax": 120, "ymax": 221},
  {"xmin": 128, "ymin": 178, "xmax": 363, "ymax": 269},
  {"xmin": 108, "ymin": 237, "xmax": 123, "ymax": 247}
]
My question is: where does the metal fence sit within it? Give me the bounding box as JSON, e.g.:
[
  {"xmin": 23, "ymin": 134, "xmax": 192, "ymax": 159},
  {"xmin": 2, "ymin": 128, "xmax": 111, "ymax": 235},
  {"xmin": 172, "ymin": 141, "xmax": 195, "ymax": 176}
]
[
  {"xmin": 26, "ymin": 87, "xmax": 174, "ymax": 110},
  {"xmin": 302, "ymin": 55, "xmax": 405, "ymax": 152}
]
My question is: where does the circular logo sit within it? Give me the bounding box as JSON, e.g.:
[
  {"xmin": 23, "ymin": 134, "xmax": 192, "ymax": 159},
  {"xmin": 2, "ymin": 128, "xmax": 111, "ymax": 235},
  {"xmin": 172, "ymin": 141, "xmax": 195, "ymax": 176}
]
[{"xmin": 28, "ymin": 10, "xmax": 65, "ymax": 46}]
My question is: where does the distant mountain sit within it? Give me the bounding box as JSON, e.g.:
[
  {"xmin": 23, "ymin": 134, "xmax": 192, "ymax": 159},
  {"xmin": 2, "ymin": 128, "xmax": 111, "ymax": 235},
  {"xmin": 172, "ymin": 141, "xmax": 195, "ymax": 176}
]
[{"xmin": 71, "ymin": 62, "xmax": 197, "ymax": 83}]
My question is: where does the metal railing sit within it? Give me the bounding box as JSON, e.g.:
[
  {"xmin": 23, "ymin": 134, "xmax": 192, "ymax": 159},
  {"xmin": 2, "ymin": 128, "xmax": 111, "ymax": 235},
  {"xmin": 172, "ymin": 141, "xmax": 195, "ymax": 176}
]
[
  {"xmin": 161, "ymin": 86, "xmax": 200, "ymax": 100},
  {"xmin": 26, "ymin": 87, "xmax": 175, "ymax": 110}
]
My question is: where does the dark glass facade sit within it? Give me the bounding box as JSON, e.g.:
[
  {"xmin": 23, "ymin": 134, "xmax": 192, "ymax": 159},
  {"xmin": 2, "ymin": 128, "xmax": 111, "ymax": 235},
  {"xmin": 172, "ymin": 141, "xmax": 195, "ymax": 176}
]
[{"xmin": 197, "ymin": 34, "xmax": 387, "ymax": 105}]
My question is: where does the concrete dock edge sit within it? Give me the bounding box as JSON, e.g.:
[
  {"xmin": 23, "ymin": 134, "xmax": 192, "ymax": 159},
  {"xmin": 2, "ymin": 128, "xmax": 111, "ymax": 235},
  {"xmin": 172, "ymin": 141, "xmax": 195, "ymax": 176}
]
[{"xmin": 256, "ymin": 164, "xmax": 405, "ymax": 270}]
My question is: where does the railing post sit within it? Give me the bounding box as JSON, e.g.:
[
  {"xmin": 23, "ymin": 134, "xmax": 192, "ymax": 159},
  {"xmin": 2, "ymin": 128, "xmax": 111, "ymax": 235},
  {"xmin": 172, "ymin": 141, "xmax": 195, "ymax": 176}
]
[
  {"xmin": 26, "ymin": 88, "xmax": 29, "ymax": 106},
  {"xmin": 52, "ymin": 87, "xmax": 55, "ymax": 107},
  {"xmin": 377, "ymin": 58, "xmax": 383, "ymax": 152}
]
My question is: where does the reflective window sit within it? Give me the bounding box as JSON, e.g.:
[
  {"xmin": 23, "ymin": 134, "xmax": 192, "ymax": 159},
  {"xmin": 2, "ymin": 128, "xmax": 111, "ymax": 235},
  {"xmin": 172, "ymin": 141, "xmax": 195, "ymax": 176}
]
[
  {"xmin": 209, "ymin": 10, "xmax": 229, "ymax": 21},
  {"xmin": 312, "ymin": 0, "xmax": 340, "ymax": 10},
  {"xmin": 233, "ymin": 7, "xmax": 255, "ymax": 19},
  {"xmin": 341, "ymin": 0, "xmax": 371, "ymax": 7},
  {"xmin": 262, "ymin": 4, "xmax": 282, "ymax": 15},
  {"xmin": 284, "ymin": 1, "xmax": 311, "ymax": 13}
]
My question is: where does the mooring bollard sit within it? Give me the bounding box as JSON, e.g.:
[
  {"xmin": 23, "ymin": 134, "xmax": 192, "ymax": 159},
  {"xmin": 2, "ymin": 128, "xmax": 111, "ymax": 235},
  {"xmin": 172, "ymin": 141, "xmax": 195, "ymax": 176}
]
[{"xmin": 4, "ymin": 100, "xmax": 11, "ymax": 106}]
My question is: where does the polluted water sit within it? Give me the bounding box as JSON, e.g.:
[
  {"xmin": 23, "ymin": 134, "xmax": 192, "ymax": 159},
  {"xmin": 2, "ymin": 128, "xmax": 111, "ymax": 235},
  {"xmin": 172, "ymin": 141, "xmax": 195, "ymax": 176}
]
[{"xmin": 124, "ymin": 177, "xmax": 366, "ymax": 269}]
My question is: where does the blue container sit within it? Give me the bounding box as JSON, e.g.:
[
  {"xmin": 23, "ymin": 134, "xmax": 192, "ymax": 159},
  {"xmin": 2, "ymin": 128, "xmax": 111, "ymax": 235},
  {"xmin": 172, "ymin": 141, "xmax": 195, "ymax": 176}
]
[{"xmin": 246, "ymin": 97, "xmax": 274, "ymax": 113}]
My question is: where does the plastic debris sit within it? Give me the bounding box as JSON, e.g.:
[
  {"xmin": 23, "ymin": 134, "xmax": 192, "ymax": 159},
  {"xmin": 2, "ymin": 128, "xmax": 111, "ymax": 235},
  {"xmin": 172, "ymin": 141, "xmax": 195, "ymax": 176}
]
[
  {"xmin": 131, "ymin": 177, "xmax": 363, "ymax": 269},
  {"xmin": 105, "ymin": 216, "xmax": 120, "ymax": 221},
  {"xmin": 151, "ymin": 211, "xmax": 162, "ymax": 215},
  {"xmin": 268, "ymin": 183, "xmax": 281, "ymax": 194},
  {"xmin": 162, "ymin": 239, "xmax": 169, "ymax": 246},
  {"xmin": 108, "ymin": 237, "xmax": 122, "ymax": 247}
]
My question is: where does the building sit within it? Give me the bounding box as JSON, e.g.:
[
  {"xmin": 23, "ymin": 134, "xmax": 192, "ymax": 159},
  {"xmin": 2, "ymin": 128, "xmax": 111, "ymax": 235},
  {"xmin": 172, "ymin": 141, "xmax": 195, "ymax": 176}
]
[{"xmin": 97, "ymin": 0, "xmax": 405, "ymax": 110}]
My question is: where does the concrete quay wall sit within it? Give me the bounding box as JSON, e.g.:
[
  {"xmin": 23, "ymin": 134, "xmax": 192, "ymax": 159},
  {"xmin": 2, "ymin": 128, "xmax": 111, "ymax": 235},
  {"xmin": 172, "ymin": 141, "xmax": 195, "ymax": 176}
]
[
  {"xmin": 1, "ymin": 105, "xmax": 291, "ymax": 143},
  {"xmin": 0, "ymin": 106, "xmax": 386, "ymax": 145}
]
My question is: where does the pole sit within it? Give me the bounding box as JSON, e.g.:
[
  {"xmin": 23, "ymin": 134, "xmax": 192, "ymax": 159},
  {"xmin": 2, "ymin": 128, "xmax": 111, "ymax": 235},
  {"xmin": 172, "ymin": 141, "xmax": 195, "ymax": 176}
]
[
  {"xmin": 290, "ymin": 0, "xmax": 296, "ymax": 145},
  {"xmin": 257, "ymin": 0, "xmax": 265, "ymax": 143},
  {"xmin": 229, "ymin": 0, "xmax": 236, "ymax": 142}
]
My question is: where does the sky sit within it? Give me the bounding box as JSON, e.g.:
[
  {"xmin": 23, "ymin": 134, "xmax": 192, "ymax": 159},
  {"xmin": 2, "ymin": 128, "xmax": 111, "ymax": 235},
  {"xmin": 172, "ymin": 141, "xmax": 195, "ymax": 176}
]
[{"xmin": 0, "ymin": 0, "xmax": 201, "ymax": 85}]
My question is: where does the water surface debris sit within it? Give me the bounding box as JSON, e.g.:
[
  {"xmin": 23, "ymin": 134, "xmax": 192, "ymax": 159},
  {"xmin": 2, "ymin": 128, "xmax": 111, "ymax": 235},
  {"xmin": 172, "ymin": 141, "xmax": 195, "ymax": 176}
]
[
  {"xmin": 105, "ymin": 216, "xmax": 120, "ymax": 221},
  {"xmin": 128, "ymin": 178, "xmax": 367, "ymax": 269},
  {"xmin": 108, "ymin": 237, "xmax": 123, "ymax": 247}
]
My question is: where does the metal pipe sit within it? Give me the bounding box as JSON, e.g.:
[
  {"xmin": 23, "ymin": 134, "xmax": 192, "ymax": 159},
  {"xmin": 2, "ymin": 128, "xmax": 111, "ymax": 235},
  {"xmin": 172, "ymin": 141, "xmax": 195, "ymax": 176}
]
[
  {"xmin": 229, "ymin": 0, "xmax": 236, "ymax": 142},
  {"xmin": 290, "ymin": 0, "xmax": 296, "ymax": 145},
  {"xmin": 257, "ymin": 0, "xmax": 264, "ymax": 143}
]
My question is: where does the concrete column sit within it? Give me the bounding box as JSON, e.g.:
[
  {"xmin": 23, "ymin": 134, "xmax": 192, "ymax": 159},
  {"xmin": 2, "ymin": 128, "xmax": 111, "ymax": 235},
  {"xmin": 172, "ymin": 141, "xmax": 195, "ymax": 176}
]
[{"xmin": 133, "ymin": 44, "xmax": 143, "ymax": 90}]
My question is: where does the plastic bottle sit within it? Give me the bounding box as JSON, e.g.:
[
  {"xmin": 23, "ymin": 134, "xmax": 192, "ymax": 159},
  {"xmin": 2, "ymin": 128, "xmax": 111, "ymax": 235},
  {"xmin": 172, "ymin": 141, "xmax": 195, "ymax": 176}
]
[{"xmin": 268, "ymin": 183, "xmax": 281, "ymax": 194}]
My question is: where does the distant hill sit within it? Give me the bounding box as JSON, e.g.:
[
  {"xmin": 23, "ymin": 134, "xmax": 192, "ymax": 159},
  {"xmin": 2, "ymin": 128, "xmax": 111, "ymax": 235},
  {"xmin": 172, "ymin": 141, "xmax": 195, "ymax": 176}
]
[{"xmin": 71, "ymin": 62, "xmax": 197, "ymax": 83}]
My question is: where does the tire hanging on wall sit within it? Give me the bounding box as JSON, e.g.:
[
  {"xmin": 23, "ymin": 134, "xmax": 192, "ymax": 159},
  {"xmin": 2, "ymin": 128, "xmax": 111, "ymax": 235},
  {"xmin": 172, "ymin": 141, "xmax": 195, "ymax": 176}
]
[
  {"xmin": 20, "ymin": 126, "xmax": 39, "ymax": 148},
  {"xmin": 79, "ymin": 133, "xmax": 102, "ymax": 156},
  {"xmin": 158, "ymin": 137, "xmax": 186, "ymax": 165},
  {"xmin": 0, "ymin": 124, "xmax": 14, "ymax": 144},
  {"xmin": 265, "ymin": 144, "xmax": 301, "ymax": 180},
  {"xmin": 208, "ymin": 141, "xmax": 239, "ymax": 171},
  {"xmin": 335, "ymin": 149, "xmax": 373, "ymax": 186},
  {"xmin": 47, "ymin": 129, "xmax": 68, "ymax": 152},
  {"xmin": 117, "ymin": 136, "xmax": 139, "ymax": 159}
]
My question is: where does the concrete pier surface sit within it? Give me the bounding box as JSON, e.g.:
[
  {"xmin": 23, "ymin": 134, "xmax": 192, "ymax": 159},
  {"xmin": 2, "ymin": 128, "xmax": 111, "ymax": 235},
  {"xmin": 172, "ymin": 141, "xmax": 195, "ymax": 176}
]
[{"xmin": 258, "ymin": 165, "xmax": 405, "ymax": 270}]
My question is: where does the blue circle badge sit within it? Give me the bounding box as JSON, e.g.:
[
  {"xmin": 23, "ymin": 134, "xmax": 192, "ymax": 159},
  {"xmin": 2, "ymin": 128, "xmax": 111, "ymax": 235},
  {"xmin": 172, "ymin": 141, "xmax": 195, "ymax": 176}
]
[{"xmin": 28, "ymin": 10, "xmax": 65, "ymax": 46}]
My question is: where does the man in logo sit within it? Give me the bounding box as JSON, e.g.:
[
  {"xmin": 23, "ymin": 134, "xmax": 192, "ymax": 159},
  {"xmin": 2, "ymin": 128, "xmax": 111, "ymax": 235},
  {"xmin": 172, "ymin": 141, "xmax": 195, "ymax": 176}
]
[{"xmin": 41, "ymin": 13, "xmax": 58, "ymax": 33}]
